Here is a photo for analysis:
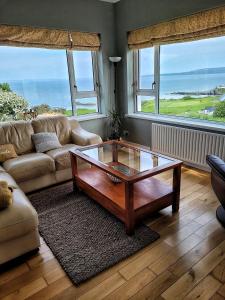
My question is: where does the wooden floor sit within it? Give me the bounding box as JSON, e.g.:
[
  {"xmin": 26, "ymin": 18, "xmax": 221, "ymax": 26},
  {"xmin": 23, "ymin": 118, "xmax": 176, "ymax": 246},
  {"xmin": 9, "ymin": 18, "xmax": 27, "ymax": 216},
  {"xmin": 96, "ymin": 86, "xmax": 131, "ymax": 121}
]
[{"xmin": 1, "ymin": 166, "xmax": 225, "ymax": 300}]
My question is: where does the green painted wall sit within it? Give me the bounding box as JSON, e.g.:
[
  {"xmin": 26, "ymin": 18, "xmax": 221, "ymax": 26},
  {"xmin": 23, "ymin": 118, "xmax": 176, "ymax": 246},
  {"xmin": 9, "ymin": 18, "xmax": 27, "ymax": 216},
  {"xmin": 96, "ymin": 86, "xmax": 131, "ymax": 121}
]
[
  {"xmin": 0, "ymin": 0, "xmax": 116, "ymax": 139},
  {"xmin": 114, "ymin": 0, "xmax": 225, "ymax": 146},
  {"xmin": 1, "ymin": 0, "xmax": 225, "ymax": 142}
]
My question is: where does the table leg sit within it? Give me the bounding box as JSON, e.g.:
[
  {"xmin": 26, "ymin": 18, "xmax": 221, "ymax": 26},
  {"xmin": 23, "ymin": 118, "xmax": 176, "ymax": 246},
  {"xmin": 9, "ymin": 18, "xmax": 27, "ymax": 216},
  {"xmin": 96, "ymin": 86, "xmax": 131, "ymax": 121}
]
[
  {"xmin": 112, "ymin": 143, "xmax": 118, "ymax": 162},
  {"xmin": 172, "ymin": 165, "xmax": 181, "ymax": 212},
  {"xmin": 70, "ymin": 153, "xmax": 78, "ymax": 192},
  {"xmin": 125, "ymin": 182, "xmax": 135, "ymax": 235}
]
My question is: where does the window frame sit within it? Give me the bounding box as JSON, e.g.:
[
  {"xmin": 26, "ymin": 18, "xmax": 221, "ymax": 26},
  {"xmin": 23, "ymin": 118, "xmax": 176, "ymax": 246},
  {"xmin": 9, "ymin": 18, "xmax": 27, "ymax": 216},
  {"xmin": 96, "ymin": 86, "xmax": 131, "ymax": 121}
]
[
  {"xmin": 0, "ymin": 46, "xmax": 101, "ymax": 118},
  {"xmin": 66, "ymin": 49, "xmax": 100, "ymax": 116},
  {"xmin": 133, "ymin": 46, "xmax": 160, "ymax": 114},
  {"xmin": 133, "ymin": 41, "xmax": 225, "ymax": 126}
]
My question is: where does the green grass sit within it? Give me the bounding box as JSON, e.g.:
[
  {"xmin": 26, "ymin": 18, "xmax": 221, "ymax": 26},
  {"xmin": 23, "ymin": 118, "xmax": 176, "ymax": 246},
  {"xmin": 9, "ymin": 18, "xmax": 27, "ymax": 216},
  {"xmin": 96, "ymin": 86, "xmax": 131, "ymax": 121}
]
[
  {"xmin": 77, "ymin": 108, "xmax": 96, "ymax": 116},
  {"xmin": 64, "ymin": 108, "xmax": 96, "ymax": 116},
  {"xmin": 141, "ymin": 96, "xmax": 225, "ymax": 122}
]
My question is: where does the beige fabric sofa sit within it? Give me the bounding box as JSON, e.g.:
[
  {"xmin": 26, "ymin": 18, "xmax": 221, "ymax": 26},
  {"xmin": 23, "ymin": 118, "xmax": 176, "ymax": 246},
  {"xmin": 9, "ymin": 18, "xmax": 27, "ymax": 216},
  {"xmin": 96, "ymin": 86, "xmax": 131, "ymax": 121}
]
[{"xmin": 0, "ymin": 115, "xmax": 102, "ymax": 264}]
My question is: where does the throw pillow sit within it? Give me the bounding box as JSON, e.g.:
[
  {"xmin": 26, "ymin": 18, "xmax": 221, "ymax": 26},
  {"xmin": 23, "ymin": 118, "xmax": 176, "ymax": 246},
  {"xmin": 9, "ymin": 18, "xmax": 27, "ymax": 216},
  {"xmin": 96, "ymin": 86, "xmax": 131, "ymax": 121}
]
[
  {"xmin": 32, "ymin": 132, "xmax": 62, "ymax": 153},
  {"xmin": 0, "ymin": 181, "xmax": 13, "ymax": 210},
  {"xmin": 0, "ymin": 144, "xmax": 17, "ymax": 163}
]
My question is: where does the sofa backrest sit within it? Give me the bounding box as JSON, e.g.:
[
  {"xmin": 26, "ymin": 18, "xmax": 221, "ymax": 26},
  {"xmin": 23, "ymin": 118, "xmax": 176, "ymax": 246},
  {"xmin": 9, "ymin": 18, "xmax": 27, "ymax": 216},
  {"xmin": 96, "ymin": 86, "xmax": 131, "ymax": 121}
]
[
  {"xmin": 31, "ymin": 115, "xmax": 71, "ymax": 145},
  {"xmin": 0, "ymin": 121, "xmax": 34, "ymax": 155}
]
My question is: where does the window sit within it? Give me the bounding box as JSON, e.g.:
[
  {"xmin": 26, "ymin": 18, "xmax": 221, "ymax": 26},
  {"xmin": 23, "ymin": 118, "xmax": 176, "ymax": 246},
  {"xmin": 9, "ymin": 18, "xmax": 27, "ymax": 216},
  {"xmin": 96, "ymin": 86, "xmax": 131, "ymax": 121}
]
[
  {"xmin": 72, "ymin": 50, "xmax": 99, "ymax": 115},
  {"xmin": 134, "ymin": 48, "xmax": 156, "ymax": 113},
  {"xmin": 134, "ymin": 36, "xmax": 225, "ymax": 123},
  {"xmin": 0, "ymin": 46, "xmax": 100, "ymax": 121}
]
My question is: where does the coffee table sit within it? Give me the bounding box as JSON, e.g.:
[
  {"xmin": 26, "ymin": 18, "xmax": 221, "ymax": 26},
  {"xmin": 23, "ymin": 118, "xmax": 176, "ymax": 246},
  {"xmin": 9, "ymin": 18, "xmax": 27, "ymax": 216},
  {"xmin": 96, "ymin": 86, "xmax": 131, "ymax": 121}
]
[{"xmin": 70, "ymin": 140, "xmax": 182, "ymax": 235}]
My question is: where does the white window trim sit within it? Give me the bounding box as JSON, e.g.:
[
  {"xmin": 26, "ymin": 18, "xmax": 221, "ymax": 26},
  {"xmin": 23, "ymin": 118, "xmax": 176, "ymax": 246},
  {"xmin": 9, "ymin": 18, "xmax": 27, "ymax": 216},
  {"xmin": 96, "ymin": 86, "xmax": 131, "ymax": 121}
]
[
  {"xmin": 134, "ymin": 48, "xmax": 160, "ymax": 113},
  {"xmin": 73, "ymin": 113, "xmax": 107, "ymax": 122},
  {"xmin": 133, "ymin": 44, "xmax": 225, "ymax": 129},
  {"xmin": 66, "ymin": 50, "xmax": 101, "ymax": 117}
]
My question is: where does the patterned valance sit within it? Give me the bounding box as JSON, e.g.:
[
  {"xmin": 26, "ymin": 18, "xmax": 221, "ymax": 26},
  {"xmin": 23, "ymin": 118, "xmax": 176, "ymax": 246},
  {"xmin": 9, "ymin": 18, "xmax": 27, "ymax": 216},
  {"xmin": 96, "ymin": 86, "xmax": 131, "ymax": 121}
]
[
  {"xmin": 0, "ymin": 24, "xmax": 100, "ymax": 50},
  {"xmin": 69, "ymin": 31, "xmax": 100, "ymax": 50},
  {"xmin": 128, "ymin": 6, "xmax": 225, "ymax": 49}
]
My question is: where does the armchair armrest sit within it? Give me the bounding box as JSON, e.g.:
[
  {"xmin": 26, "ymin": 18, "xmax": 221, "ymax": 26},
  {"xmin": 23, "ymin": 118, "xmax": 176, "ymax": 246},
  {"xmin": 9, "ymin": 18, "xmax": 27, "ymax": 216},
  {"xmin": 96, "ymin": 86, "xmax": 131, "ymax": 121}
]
[
  {"xmin": 206, "ymin": 155, "xmax": 225, "ymax": 181},
  {"xmin": 71, "ymin": 126, "xmax": 102, "ymax": 146}
]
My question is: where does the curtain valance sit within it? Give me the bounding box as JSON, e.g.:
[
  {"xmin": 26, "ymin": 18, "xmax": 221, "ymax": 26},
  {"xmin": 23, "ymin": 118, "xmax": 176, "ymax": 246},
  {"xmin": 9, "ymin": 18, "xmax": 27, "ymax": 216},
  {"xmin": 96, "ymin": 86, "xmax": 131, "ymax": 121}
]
[
  {"xmin": 0, "ymin": 24, "xmax": 100, "ymax": 50},
  {"xmin": 128, "ymin": 6, "xmax": 225, "ymax": 49}
]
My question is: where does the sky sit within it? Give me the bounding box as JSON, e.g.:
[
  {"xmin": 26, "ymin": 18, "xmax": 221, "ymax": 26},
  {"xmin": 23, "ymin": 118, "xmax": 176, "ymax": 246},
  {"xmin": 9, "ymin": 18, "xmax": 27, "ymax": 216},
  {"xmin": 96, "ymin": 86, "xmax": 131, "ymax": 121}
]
[
  {"xmin": 140, "ymin": 35, "xmax": 225, "ymax": 75},
  {"xmin": 0, "ymin": 35, "xmax": 225, "ymax": 81},
  {"xmin": 0, "ymin": 47, "xmax": 93, "ymax": 81}
]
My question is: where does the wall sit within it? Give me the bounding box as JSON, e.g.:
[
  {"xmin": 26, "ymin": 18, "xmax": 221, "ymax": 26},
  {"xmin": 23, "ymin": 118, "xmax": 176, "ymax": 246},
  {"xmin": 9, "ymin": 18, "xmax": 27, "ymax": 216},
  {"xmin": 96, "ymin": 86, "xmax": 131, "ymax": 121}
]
[
  {"xmin": 114, "ymin": 0, "xmax": 225, "ymax": 146},
  {"xmin": 0, "ymin": 0, "xmax": 116, "ymax": 139},
  {"xmin": 1, "ymin": 0, "xmax": 225, "ymax": 142}
]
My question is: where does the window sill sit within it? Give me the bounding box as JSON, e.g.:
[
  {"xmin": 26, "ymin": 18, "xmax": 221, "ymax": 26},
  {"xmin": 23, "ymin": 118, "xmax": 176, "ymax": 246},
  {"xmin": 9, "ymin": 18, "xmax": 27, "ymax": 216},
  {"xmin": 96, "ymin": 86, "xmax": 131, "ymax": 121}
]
[
  {"xmin": 126, "ymin": 113, "xmax": 225, "ymax": 134},
  {"xmin": 69, "ymin": 114, "xmax": 107, "ymax": 122}
]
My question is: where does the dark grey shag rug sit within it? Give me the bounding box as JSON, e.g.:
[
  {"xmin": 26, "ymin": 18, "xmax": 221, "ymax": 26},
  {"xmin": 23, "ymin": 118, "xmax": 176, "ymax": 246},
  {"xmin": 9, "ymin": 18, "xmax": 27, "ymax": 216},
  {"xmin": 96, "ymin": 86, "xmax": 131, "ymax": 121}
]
[{"xmin": 29, "ymin": 182, "xmax": 159, "ymax": 284}]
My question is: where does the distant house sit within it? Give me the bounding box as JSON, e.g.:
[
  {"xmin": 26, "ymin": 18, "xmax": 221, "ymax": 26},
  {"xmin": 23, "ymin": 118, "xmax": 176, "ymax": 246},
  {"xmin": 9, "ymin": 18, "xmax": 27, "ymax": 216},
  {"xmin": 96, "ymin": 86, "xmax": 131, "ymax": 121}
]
[{"xmin": 201, "ymin": 106, "xmax": 215, "ymax": 115}]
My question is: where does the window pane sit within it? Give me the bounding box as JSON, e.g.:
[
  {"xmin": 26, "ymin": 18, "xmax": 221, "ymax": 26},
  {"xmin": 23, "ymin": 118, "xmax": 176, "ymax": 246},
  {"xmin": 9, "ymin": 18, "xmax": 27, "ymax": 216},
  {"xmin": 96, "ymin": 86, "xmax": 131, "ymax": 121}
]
[
  {"xmin": 0, "ymin": 46, "xmax": 71, "ymax": 121},
  {"xmin": 76, "ymin": 97, "xmax": 98, "ymax": 115},
  {"xmin": 139, "ymin": 48, "xmax": 154, "ymax": 89},
  {"xmin": 73, "ymin": 51, "xmax": 94, "ymax": 91},
  {"xmin": 160, "ymin": 36, "xmax": 225, "ymax": 122},
  {"xmin": 137, "ymin": 95, "xmax": 155, "ymax": 113}
]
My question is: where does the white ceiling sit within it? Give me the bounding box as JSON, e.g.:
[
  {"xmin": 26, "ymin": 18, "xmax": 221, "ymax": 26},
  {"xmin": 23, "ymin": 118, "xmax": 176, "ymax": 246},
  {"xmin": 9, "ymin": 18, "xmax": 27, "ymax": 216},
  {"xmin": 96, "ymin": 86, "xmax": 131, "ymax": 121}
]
[{"xmin": 99, "ymin": 0, "xmax": 120, "ymax": 3}]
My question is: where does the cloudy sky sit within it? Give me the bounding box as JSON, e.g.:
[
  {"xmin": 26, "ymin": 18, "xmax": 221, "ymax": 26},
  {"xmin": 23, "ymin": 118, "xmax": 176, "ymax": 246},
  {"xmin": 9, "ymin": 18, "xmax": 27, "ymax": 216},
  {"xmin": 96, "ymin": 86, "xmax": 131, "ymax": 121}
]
[
  {"xmin": 140, "ymin": 35, "xmax": 225, "ymax": 75},
  {"xmin": 0, "ymin": 35, "xmax": 225, "ymax": 81},
  {"xmin": 0, "ymin": 47, "xmax": 93, "ymax": 81}
]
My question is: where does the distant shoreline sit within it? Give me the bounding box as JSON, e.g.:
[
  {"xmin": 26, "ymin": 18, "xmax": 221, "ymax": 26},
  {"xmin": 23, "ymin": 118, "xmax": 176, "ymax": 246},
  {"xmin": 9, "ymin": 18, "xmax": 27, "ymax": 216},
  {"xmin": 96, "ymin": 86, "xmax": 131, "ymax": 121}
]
[
  {"xmin": 171, "ymin": 85, "xmax": 225, "ymax": 97},
  {"xmin": 76, "ymin": 102, "xmax": 95, "ymax": 106},
  {"xmin": 142, "ymin": 66, "xmax": 225, "ymax": 77}
]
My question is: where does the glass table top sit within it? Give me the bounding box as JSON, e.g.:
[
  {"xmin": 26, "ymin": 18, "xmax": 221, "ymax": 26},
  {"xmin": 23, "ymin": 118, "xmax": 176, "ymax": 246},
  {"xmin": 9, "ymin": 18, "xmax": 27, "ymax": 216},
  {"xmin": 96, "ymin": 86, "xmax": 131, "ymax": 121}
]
[{"xmin": 79, "ymin": 142, "xmax": 174, "ymax": 177}]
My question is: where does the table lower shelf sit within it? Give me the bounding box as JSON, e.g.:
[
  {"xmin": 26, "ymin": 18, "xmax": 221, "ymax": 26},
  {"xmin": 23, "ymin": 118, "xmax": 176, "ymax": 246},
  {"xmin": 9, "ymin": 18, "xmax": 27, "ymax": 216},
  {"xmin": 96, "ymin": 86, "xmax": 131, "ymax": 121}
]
[{"xmin": 77, "ymin": 167, "xmax": 173, "ymax": 211}]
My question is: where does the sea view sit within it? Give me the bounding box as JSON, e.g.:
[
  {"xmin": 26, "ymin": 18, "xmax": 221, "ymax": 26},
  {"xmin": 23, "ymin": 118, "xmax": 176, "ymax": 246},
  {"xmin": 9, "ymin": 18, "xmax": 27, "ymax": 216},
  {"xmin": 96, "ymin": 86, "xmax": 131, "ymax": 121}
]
[
  {"xmin": 142, "ymin": 73, "xmax": 225, "ymax": 99},
  {"xmin": 134, "ymin": 70, "xmax": 225, "ymax": 122},
  {"xmin": 6, "ymin": 72, "xmax": 225, "ymax": 112},
  {"xmin": 1, "ymin": 36, "xmax": 225, "ymax": 121},
  {"xmin": 7, "ymin": 78, "xmax": 97, "ymax": 111}
]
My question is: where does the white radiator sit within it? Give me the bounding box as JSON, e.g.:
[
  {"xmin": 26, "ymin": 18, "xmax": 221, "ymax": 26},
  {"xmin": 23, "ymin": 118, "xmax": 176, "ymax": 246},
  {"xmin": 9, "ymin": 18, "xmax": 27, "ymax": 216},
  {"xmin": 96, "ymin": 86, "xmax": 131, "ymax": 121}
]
[{"xmin": 152, "ymin": 123, "xmax": 225, "ymax": 169}]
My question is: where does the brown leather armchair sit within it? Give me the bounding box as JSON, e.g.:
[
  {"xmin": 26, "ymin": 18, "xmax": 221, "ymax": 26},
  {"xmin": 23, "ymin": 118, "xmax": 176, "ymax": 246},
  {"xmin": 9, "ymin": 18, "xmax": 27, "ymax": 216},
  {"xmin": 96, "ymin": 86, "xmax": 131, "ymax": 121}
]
[{"xmin": 206, "ymin": 155, "xmax": 225, "ymax": 227}]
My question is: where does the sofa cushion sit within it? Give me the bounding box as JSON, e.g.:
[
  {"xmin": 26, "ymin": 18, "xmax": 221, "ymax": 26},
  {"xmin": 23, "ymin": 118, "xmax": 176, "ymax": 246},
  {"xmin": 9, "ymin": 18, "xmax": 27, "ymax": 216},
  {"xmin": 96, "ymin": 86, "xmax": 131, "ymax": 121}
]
[
  {"xmin": 3, "ymin": 153, "xmax": 55, "ymax": 183},
  {"xmin": 32, "ymin": 116, "xmax": 71, "ymax": 145},
  {"xmin": 0, "ymin": 144, "xmax": 17, "ymax": 163},
  {"xmin": 0, "ymin": 188, "xmax": 38, "ymax": 242},
  {"xmin": 0, "ymin": 121, "xmax": 34, "ymax": 155},
  {"xmin": 46, "ymin": 144, "xmax": 77, "ymax": 171},
  {"xmin": 32, "ymin": 132, "xmax": 62, "ymax": 153}
]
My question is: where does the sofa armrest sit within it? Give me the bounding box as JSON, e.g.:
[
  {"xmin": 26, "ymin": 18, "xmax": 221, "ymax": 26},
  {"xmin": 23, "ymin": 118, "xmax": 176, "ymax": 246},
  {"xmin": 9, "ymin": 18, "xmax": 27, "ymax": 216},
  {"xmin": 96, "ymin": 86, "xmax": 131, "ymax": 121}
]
[
  {"xmin": 71, "ymin": 126, "xmax": 102, "ymax": 146},
  {"xmin": 0, "ymin": 165, "xmax": 6, "ymax": 173}
]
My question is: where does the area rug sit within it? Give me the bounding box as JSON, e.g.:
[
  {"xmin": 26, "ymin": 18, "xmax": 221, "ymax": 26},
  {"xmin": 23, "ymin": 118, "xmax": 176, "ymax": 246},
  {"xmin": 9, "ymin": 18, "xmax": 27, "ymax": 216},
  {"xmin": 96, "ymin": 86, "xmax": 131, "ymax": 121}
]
[{"xmin": 29, "ymin": 182, "xmax": 160, "ymax": 284}]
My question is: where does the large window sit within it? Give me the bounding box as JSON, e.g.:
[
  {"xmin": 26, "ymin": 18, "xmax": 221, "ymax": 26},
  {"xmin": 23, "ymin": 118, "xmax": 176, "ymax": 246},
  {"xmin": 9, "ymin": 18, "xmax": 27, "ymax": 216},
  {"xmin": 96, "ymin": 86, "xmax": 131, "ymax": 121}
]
[
  {"xmin": 134, "ymin": 48, "xmax": 156, "ymax": 113},
  {"xmin": 72, "ymin": 51, "xmax": 99, "ymax": 115},
  {"xmin": 0, "ymin": 46, "xmax": 100, "ymax": 121},
  {"xmin": 134, "ymin": 36, "xmax": 225, "ymax": 123}
]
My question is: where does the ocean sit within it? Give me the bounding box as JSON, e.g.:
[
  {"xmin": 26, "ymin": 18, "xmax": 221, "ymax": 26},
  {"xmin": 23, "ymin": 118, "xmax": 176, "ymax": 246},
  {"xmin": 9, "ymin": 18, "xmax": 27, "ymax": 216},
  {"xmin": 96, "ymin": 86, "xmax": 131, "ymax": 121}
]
[
  {"xmin": 7, "ymin": 78, "xmax": 97, "ymax": 111},
  {"xmin": 6, "ymin": 72, "xmax": 225, "ymax": 110},
  {"xmin": 142, "ymin": 73, "xmax": 225, "ymax": 99}
]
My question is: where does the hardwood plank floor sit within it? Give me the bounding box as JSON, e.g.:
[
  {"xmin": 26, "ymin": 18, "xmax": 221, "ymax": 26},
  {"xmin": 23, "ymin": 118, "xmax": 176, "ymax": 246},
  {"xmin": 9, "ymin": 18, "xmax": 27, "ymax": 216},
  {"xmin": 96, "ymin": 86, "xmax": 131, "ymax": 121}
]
[{"xmin": 1, "ymin": 166, "xmax": 225, "ymax": 300}]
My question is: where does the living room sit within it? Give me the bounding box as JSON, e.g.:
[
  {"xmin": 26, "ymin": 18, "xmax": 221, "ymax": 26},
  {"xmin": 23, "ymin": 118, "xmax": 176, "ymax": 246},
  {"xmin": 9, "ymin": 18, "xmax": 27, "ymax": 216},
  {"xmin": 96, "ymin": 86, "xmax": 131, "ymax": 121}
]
[{"xmin": 1, "ymin": 0, "xmax": 225, "ymax": 299}]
